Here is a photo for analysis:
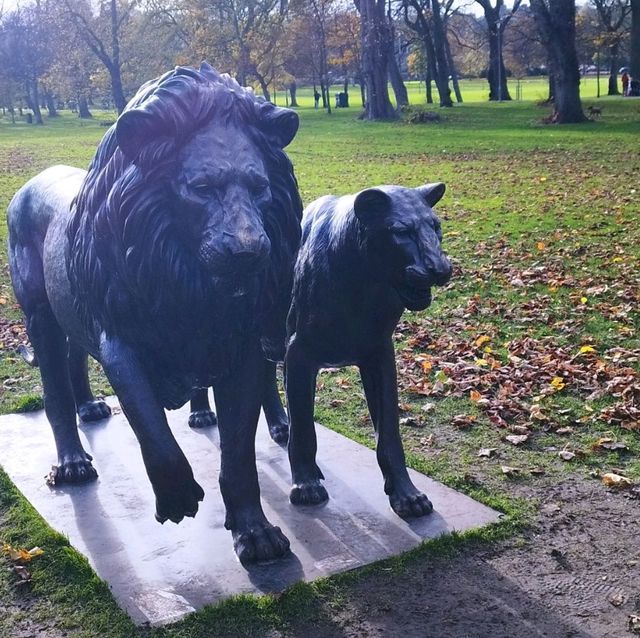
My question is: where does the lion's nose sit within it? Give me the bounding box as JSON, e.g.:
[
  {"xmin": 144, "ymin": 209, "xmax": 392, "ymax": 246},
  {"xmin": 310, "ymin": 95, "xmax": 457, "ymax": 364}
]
[{"xmin": 222, "ymin": 230, "xmax": 270, "ymax": 270}]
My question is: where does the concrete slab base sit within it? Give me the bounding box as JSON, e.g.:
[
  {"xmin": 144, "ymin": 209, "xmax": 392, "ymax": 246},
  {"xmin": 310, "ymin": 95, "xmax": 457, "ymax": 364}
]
[{"xmin": 0, "ymin": 396, "xmax": 501, "ymax": 625}]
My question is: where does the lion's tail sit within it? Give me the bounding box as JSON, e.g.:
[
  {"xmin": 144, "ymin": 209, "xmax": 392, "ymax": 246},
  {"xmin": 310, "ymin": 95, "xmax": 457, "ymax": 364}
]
[{"xmin": 17, "ymin": 344, "xmax": 38, "ymax": 367}]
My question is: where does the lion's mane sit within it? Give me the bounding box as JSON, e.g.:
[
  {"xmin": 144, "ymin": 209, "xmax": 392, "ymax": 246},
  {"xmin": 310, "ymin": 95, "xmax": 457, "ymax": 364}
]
[{"xmin": 67, "ymin": 64, "xmax": 302, "ymax": 368}]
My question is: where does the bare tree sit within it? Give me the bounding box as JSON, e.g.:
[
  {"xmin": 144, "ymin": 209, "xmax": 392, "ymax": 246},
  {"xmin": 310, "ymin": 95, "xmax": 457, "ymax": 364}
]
[
  {"xmin": 64, "ymin": 0, "xmax": 138, "ymax": 113},
  {"xmin": 530, "ymin": 0, "xmax": 586, "ymax": 122},
  {"xmin": 632, "ymin": 0, "xmax": 640, "ymax": 80},
  {"xmin": 357, "ymin": 0, "xmax": 398, "ymax": 118},
  {"xmin": 474, "ymin": 0, "xmax": 522, "ymax": 100},
  {"xmin": 590, "ymin": 0, "xmax": 631, "ymax": 95}
]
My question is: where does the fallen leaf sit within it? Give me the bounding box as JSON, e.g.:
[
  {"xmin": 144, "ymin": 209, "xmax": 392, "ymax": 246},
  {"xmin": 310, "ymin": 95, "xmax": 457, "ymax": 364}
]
[
  {"xmin": 452, "ymin": 414, "xmax": 476, "ymax": 430},
  {"xmin": 550, "ymin": 376, "xmax": 566, "ymax": 391},
  {"xmin": 558, "ymin": 450, "xmax": 576, "ymax": 461},
  {"xmin": 501, "ymin": 465, "xmax": 520, "ymax": 476},
  {"xmin": 629, "ymin": 615, "xmax": 640, "ymax": 634},
  {"xmin": 478, "ymin": 447, "xmax": 498, "ymax": 458},
  {"xmin": 556, "ymin": 427, "xmax": 575, "ymax": 435},
  {"xmin": 399, "ymin": 417, "xmax": 424, "ymax": 428},
  {"xmin": 505, "ymin": 434, "xmax": 529, "ymax": 446},
  {"xmin": 608, "ymin": 593, "xmax": 625, "ymax": 607},
  {"xmin": 13, "ymin": 565, "xmax": 31, "ymax": 582},
  {"xmin": 474, "ymin": 335, "xmax": 491, "ymax": 348},
  {"xmin": 421, "ymin": 402, "xmax": 436, "ymax": 413},
  {"xmin": 602, "ymin": 473, "xmax": 633, "ymax": 489},
  {"xmin": 592, "ymin": 437, "xmax": 628, "ymax": 452},
  {"xmin": 579, "ymin": 345, "xmax": 597, "ymax": 354},
  {"xmin": 529, "ymin": 467, "xmax": 546, "ymax": 475},
  {"xmin": 470, "ymin": 389, "xmax": 482, "ymax": 402}
]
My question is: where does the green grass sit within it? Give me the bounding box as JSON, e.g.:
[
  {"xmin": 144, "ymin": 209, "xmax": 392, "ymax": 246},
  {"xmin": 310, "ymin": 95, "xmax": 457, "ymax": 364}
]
[{"xmin": 0, "ymin": 95, "xmax": 638, "ymax": 635}]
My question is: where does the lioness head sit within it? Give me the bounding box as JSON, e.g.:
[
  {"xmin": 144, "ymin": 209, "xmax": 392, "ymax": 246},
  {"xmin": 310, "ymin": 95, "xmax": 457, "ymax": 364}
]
[{"xmin": 353, "ymin": 183, "xmax": 452, "ymax": 311}]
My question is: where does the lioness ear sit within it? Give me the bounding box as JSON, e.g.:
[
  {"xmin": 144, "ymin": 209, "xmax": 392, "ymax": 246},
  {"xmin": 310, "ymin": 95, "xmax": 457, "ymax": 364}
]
[
  {"xmin": 353, "ymin": 188, "xmax": 391, "ymax": 226},
  {"xmin": 116, "ymin": 109, "xmax": 159, "ymax": 161},
  {"xmin": 415, "ymin": 182, "xmax": 446, "ymax": 208},
  {"xmin": 258, "ymin": 102, "xmax": 299, "ymax": 148}
]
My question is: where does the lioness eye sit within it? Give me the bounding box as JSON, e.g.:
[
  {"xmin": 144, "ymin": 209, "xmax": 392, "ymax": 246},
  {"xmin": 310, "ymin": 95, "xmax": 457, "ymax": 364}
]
[{"xmin": 191, "ymin": 181, "xmax": 210, "ymax": 194}]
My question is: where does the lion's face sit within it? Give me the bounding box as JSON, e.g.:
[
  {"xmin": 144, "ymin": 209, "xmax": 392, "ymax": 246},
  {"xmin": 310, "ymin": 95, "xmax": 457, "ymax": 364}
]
[
  {"xmin": 172, "ymin": 122, "xmax": 272, "ymax": 278},
  {"xmin": 354, "ymin": 184, "xmax": 452, "ymax": 311}
]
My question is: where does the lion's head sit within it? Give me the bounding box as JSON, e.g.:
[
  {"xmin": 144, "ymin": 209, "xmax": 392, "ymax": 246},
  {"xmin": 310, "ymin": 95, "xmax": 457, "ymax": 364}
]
[
  {"xmin": 353, "ymin": 184, "xmax": 452, "ymax": 311},
  {"xmin": 68, "ymin": 63, "xmax": 302, "ymax": 359}
]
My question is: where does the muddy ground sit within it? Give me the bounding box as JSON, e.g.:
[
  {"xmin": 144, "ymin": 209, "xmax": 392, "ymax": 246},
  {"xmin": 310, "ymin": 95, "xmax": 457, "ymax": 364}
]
[{"xmin": 289, "ymin": 479, "xmax": 640, "ymax": 638}]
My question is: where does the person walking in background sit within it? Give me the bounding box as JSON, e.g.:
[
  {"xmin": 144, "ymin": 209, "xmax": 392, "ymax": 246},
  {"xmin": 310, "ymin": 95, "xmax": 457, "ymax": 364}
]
[
  {"xmin": 621, "ymin": 69, "xmax": 630, "ymax": 96},
  {"xmin": 314, "ymin": 89, "xmax": 321, "ymax": 109}
]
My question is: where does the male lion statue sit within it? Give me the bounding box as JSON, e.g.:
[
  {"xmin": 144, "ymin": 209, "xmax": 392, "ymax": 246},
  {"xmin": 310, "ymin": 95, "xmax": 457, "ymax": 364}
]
[
  {"xmin": 7, "ymin": 63, "xmax": 302, "ymax": 563},
  {"xmin": 285, "ymin": 184, "xmax": 451, "ymax": 517}
]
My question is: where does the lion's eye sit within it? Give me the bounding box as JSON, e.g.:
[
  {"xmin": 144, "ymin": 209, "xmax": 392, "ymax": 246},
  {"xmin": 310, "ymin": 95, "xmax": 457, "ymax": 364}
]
[
  {"xmin": 190, "ymin": 181, "xmax": 211, "ymax": 195},
  {"xmin": 389, "ymin": 224, "xmax": 412, "ymax": 234}
]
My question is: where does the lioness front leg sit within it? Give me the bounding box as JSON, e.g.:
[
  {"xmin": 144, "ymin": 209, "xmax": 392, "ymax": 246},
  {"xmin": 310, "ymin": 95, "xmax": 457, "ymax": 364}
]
[
  {"xmin": 214, "ymin": 344, "xmax": 290, "ymax": 564},
  {"xmin": 360, "ymin": 342, "xmax": 433, "ymax": 518},
  {"xmin": 286, "ymin": 339, "xmax": 327, "ymax": 506},
  {"xmin": 100, "ymin": 336, "xmax": 204, "ymax": 523}
]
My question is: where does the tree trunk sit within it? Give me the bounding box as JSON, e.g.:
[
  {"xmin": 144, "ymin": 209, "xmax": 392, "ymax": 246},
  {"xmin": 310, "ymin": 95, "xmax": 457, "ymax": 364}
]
[
  {"xmin": 531, "ymin": 0, "xmax": 586, "ymax": 123},
  {"xmin": 359, "ymin": 0, "xmax": 397, "ymax": 119},
  {"xmin": 256, "ymin": 74, "xmax": 271, "ymax": 101},
  {"xmin": 30, "ymin": 80, "xmax": 44, "ymax": 124},
  {"xmin": 486, "ymin": 21, "xmax": 512, "ymax": 100},
  {"xmin": 425, "ymin": 69, "xmax": 433, "ymax": 103},
  {"xmin": 78, "ymin": 95, "xmax": 92, "ymax": 118},
  {"xmin": 289, "ymin": 81, "xmax": 299, "ymax": 107},
  {"xmin": 360, "ymin": 80, "xmax": 366, "ymax": 107},
  {"xmin": 445, "ymin": 33, "xmax": 463, "ymax": 102},
  {"xmin": 430, "ymin": 0, "xmax": 453, "ymax": 107},
  {"xmin": 548, "ymin": 72, "xmax": 555, "ymax": 101},
  {"xmin": 45, "ymin": 92, "xmax": 58, "ymax": 117},
  {"xmin": 388, "ymin": 50, "xmax": 409, "ymax": 107},
  {"xmin": 109, "ymin": 65, "xmax": 127, "ymax": 113},
  {"xmin": 632, "ymin": 0, "xmax": 640, "ymax": 80},
  {"xmin": 607, "ymin": 41, "xmax": 620, "ymax": 95}
]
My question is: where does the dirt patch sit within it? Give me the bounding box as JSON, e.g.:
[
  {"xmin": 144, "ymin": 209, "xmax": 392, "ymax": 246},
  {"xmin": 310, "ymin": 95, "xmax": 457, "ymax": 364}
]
[
  {"xmin": 0, "ymin": 148, "xmax": 37, "ymax": 174},
  {"xmin": 291, "ymin": 477, "xmax": 639, "ymax": 638}
]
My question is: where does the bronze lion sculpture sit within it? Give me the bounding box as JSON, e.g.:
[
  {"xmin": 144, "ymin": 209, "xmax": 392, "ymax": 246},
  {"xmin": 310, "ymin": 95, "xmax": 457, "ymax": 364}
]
[
  {"xmin": 285, "ymin": 184, "xmax": 451, "ymax": 517},
  {"xmin": 7, "ymin": 63, "xmax": 302, "ymax": 563}
]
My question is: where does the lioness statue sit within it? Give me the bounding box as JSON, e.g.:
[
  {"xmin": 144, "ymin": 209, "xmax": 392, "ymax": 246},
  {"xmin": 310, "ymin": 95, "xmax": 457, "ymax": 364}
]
[
  {"xmin": 7, "ymin": 63, "xmax": 302, "ymax": 563},
  {"xmin": 285, "ymin": 184, "xmax": 451, "ymax": 517}
]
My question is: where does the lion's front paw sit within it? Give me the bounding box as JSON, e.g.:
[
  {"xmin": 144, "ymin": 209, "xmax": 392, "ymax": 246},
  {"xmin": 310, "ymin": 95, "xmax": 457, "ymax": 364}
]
[
  {"xmin": 267, "ymin": 415, "xmax": 289, "ymax": 445},
  {"xmin": 48, "ymin": 452, "xmax": 97, "ymax": 485},
  {"xmin": 188, "ymin": 409, "xmax": 217, "ymax": 429},
  {"xmin": 233, "ymin": 523, "xmax": 290, "ymax": 564},
  {"xmin": 290, "ymin": 480, "xmax": 329, "ymax": 506},
  {"xmin": 153, "ymin": 462, "xmax": 205, "ymax": 524},
  {"xmin": 77, "ymin": 399, "xmax": 111, "ymax": 423},
  {"xmin": 389, "ymin": 484, "xmax": 433, "ymax": 518}
]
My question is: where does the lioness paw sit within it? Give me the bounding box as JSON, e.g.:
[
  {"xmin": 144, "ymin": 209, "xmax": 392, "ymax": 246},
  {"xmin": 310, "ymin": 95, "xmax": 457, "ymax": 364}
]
[
  {"xmin": 290, "ymin": 480, "xmax": 329, "ymax": 506},
  {"xmin": 154, "ymin": 478, "xmax": 205, "ymax": 524},
  {"xmin": 389, "ymin": 490, "xmax": 433, "ymax": 519},
  {"xmin": 233, "ymin": 523, "xmax": 290, "ymax": 564}
]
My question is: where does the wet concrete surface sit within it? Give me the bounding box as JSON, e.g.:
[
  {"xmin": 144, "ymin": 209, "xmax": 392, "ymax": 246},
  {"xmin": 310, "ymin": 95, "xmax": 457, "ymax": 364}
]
[{"xmin": 0, "ymin": 396, "xmax": 500, "ymax": 625}]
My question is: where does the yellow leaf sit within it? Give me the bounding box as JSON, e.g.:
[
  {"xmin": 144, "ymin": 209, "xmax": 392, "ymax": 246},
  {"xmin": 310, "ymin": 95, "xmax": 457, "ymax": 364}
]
[
  {"xmin": 538, "ymin": 176, "xmax": 547, "ymax": 182},
  {"xmin": 475, "ymin": 358, "xmax": 488, "ymax": 367},
  {"xmin": 421, "ymin": 360, "xmax": 433, "ymax": 373},
  {"xmin": 483, "ymin": 346, "xmax": 493, "ymax": 354},
  {"xmin": 536, "ymin": 241, "xmax": 545, "ymax": 251},
  {"xmin": 474, "ymin": 335, "xmax": 491, "ymax": 348},
  {"xmin": 580, "ymin": 296, "xmax": 588, "ymax": 304},
  {"xmin": 550, "ymin": 376, "xmax": 566, "ymax": 390},
  {"xmin": 579, "ymin": 345, "xmax": 596, "ymax": 354}
]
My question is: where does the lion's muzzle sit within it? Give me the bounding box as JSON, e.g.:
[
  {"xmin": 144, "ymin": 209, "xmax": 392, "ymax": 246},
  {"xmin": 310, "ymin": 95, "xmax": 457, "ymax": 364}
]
[{"xmin": 200, "ymin": 228, "xmax": 271, "ymax": 275}]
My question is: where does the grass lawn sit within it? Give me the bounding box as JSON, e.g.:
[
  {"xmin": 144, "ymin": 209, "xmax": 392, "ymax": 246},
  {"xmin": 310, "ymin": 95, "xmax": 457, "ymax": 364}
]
[{"xmin": 0, "ymin": 94, "xmax": 638, "ymax": 637}]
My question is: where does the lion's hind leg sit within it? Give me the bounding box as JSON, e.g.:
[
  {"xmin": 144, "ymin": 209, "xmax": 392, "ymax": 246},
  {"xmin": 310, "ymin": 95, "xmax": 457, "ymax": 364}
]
[
  {"xmin": 188, "ymin": 388, "xmax": 217, "ymax": 428},
  {"xmin": 68, "ymin": 343, "xmax": 111, "ymax": 423},
  {"xmin": 27, "ymin": 305, "xmax": 98, "ymax": 484}
]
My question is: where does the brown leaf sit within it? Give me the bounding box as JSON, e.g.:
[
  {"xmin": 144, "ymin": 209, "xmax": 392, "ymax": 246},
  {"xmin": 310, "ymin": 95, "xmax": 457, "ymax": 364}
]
[
  {"xmin": 558, "ymin": 450, "xmax": 576, "ymax": 461},
  {"xmin": 602, "ymin": 473, "xmax": 633, "ymax": 489},
  {"xmin": 452, "ymin": 414, "xmax": 476, "ymax": 430},
  {"xmin": 501, "ymin": 465, "xmax": 521, "ymax": 476},
  {"xmin": 478, "ymin": 447, "xmax": 498, "ymax": 458},
  {"xmin": 505, "ymin": 434, "xmax": 529, "ymax": 446}
]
